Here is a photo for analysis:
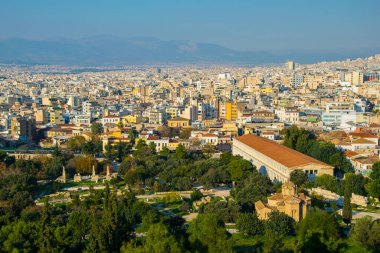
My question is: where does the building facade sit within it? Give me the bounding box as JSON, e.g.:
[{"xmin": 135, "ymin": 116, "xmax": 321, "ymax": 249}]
[{"xmin": 232, "ymin": 134, "xmax": 334, "ymax": 182}]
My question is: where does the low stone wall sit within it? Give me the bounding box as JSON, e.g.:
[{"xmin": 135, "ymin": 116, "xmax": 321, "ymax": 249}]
[{"xmin": 308, "ymin": 187, "xmax": 368, "ymax": 207}]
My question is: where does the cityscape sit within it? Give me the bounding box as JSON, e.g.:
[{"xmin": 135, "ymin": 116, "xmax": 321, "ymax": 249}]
[{"xmin": 0, "ymin": 1, "xmax": 380, "ymax": 253}]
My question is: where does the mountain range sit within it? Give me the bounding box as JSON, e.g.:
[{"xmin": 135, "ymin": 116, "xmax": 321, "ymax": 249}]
[{"xmin": 0, "ymin": 36, "xmax": 378, "ymax": 66}]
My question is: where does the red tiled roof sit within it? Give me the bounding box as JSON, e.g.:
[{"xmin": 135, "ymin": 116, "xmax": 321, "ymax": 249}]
[
  {"xmin": 234, "ymin": 134, "xmax": 332, "ymax": 169},
  {"xmin": 349, "ymin": 132, "xmax": 378, "ymax": 138},
  {"xmin": 344, "ymin": 150, "xmax": 359, "ymax": 158},
  {"xmin": 202, "ymin": 133, "xmax": 218, "ymax": 137}
]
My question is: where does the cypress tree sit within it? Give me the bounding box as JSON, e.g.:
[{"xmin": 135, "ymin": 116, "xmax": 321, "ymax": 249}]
[
  {"xmin": 342, "ymin": 178, "xmax": 352, "ymax": 225},
  {"xmin": 39, "ymin": 198, "xmax": 56, "ymax": 253}
]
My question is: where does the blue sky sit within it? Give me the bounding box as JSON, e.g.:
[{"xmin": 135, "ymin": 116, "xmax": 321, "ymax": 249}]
[{"xmin": 0, "ymin": 0, "xmax": 379, "ymax": 52}]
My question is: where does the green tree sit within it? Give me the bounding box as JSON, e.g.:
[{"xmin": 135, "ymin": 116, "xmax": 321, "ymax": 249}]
[
  {"xmin": 227, "ymin": 159, "xmax": 254, "ymax": 183},
  {"xmin": 159, "ymin": 146, "xmax": 170, "ymax": 157},
  {"xmin": 174, "ymin": 144, "xmax": 187, "ymax": 160},
  {"xmin": 0, "ymin": 220, "xmax": 39, "ymax": 252},
  {"xmin": 9, "ymin": 191, "xmax": 34, "ymax": 215},
  {"xmin": 127, "ymin": 128, "xmax": 138, "ymax": 145},
  {"xmin": 297, "ymin": 208, "xmax": 340, "ymax": 252},
  {"xmin": 52, "ymin": 143, "xmax": 61, "ymax": 158},
  {"xmin": 199, "ymin": 199, "xmax": 240, "ymax": 223},
  {"xmin": 179, "ymin": 128, "xmax": 192, "ymax": 139},
  {"xmin": 121, "ymin": 223, "xmax": 182, "ymax": 253},
  {"xmin": 231, "ymin": 172, "xmax": 274, "ymax": 211},
  {"xmin": 86, "ymin": 186, "xmax": 123, "ymax": 253},
  {"xmin": 117, "ymin": 121, "xmax": 124, "ymax": 131},
  {"xmin": 91, "ymin": 122, "xmax": 104, "ymax": 135},
  {"xmin": 315, "ymin": 174, "xmax": 338, "ymax": 193},
  {"xmin": 55, "ymin": 210, "xmax": 92, "ymax": 251},
  {"xmin": 39, "ymin": 199, "xmax": 56, "ymax": 253},
  {"xmin": 370, "ymin": 162, "xmax": 380, "ymax": 180},
  {"xmin": 342, "ymin": 177, "xmax": 352, "ymax": 225},
  {"xmin": 148, "ymin": 142, "xmax": 157, "ymax": 155},
  {"xmin": 190, "ymin": 189, "xmax": 203, "ymax": 202},
  {"xmin": 133, "ymin": 140, "xmax": 153, "ymax": 159},
  {"xmin": 345, "ymin": 173, "xmax": 368, "ymax": 196},
  {"xmin": 265, "ymin": 211, "xmax": 295, "ymax": 237},
  {"xmin": 0, "ymin": 151, "xmax": 16, "ymax": 166},
  {"xmin": 367, "ymin": 179, "xmax": 380, "ymax": 199},
  {"xmin": 67, "ymin": 136, "xmax": 86, "ymax": 152},
  {"xmin": 187, "ymin": 214, "xmax": 234, "ymax": 253},
  {"xmin": 236, "ymin": 212, "xmax": 264, "ymax": 236},
  {"xmin": 262, "ymin": 229, "xmax": 284, "ymax": 253},
  {"xmin": 350, "ymin": 216, "xmax": 380, "ymax": 251},
  {"xmin": 366, "ymin": 163, "xmax": 380, "ymax": 199},
  {"xmin": 289, "ymin": 170, "xmax": 308, "ymax": 187},
  {"xmin": 140, "ymin": 210, "xmax": 161, "ymax": 232},
  {"xmin": 104, "ymin": 143, "xmax": 115, "ymax": 162}
]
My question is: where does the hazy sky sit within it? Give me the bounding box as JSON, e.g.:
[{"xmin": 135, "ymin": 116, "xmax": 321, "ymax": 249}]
[{"xmin": 0, "ymin": 0, "xmax": 379, "ymax": 52}]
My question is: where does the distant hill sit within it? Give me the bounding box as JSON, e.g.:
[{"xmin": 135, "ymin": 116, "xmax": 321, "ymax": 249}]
[{"xmin": 0, "ymin": 36, "xmax": 378, "ymax": 65}]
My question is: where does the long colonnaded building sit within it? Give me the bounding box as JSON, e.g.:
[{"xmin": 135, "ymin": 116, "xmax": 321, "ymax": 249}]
[{"xmin": 232, "ymin": 134, "xmax": 334, "ymax": 182}]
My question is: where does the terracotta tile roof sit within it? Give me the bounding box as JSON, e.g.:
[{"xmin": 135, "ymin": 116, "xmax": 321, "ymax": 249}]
[
  {"xmin": 353, "ymin": 156, "xmax": 378, "ymax": 165},
  {"xmin": 351, "ymin": 138, "xmax": 375, "ymax": 144},
  {"xmin": 202, "ymin": 133, "xmax": 218, "ymax": 137},
  {"xmin": 268, "ymin": 193, "xmax": 283, "ymax": 201},
  {"xmin": 298, "ymin": 193, "xmax": 309, "ymax": 201},
  {"xmin": 234, "ymin": 134, "xmax": 332, "ymax": 169},
  {"xmin": 349, "ymin": 132, "xmax": 378, "ymax": 138},
  {"xmin": 284, "ymin": 195, "xmax": 302, "ymax": 204},
  {"xmin": 369, "ymin": 123, "xmax": 380, "ymax": 127},
  {"xmin": 344, "ymin": 150, "xmax": 359, "ymax": 158},
  {"xmin": 255, "ymin": 200, "xmax": 274, "ymax": 211}
]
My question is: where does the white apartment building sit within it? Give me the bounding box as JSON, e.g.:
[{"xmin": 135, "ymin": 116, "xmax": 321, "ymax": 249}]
[{"xmin": 275, "ymin": 107, "xmax": 300, "ymax": 124}]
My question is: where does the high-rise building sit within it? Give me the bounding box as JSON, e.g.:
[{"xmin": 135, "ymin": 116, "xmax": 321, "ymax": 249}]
[
  {"xmin": 82, "ymin": 101, "xmax": 92, "ymax": 115},
  {"xmin": 352, "ymin": 71, "xmax": 364, "ymax": 85},
  {"xmin": 49, "ymin": 110, "xmax": 65, "ymax": 125},
  {"xmin": 35, "ymin": 109, "xmax": 50, "ymax": 125},
  {"xmin": 225, "ymin": 101, "xmax": 238, "ymax": 121},
  {"xmin": 180, "ymin": 105, "xmax": 197, "ymax": 123},
  {"xmin": 11, "ymin": 117, "xmax": 36, "ymax": 143},
  {"xmin": 287, "ymin": 61, "xmax": 295, "ymax": 71}
]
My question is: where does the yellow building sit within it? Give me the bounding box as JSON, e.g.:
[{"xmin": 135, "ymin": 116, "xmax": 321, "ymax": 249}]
[
  {"xmin": 166, "ymin": 107, "xmax": 181, "ymax": 120},
  {"xmin": 122, "ymin": 115, "xmax": 138, "ymax": 124},
  {"xmin": 203, "ymin": 119, "xmax": 219, "ymax": 128},
  {"xmin": 225, "ymin": 101, "xmax": 237, "ymax": 121},
  {"xmin": 255, "ymin": 182, "xmax": 311, "ymax": 222},
  {"xmin": 49, "ymin": 110, "xmax": 65, "ymax": 125},
  {"xmin": 260, "ymin": 87, "xmax": 273, "ymax": 94},
  {"xmin": 47, "ymin": 127, "xmax": 73, "ymax": 138},
  {"xmin": 221, "ymin": 121, "xmax": 238, "ymax": 135},
  {"xmin": 168, "ymin": 139, "xmax": 180, "ymax": 150},
  {"xmin": 168, "ymin": 117, "xmax": 190, "ymax": 128}
]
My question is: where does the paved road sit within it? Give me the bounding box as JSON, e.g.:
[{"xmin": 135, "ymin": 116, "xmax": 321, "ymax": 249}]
[
  {"xmin": 337, "ymin": 209, "xmax": 380, "ymax": 220},
  {"xmin": 352, "ymin": 211, "xmax": 380, "ymax": 220}
]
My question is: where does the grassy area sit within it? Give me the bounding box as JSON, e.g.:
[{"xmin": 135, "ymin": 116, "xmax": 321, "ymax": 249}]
[
  {"xmin": 232, "ymin": 234, "xmax": 261, "ymax": 253},
  {"xmin": 62, "ymin": 180, "xmax": 102, "ymax": 188},
  {"xmin": 340, "ymin": 240, "xmax": 371, "ymax": 253},
  {"xmin": 354, "ymin": 206, "xmax": 380, "ymax": 214},
  {"xmin": 233, "ymin": 234, "xmax": 296, "ymax": 252}
]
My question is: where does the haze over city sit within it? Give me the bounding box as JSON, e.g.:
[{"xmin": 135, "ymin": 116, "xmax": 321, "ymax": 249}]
[
  {"xmin": 0, "ymin": 0, "xmax": 379, "ymax": 64},
  {"xmin": 0, "ymin": 1, "xmax": 380, "ymax": 253}
]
